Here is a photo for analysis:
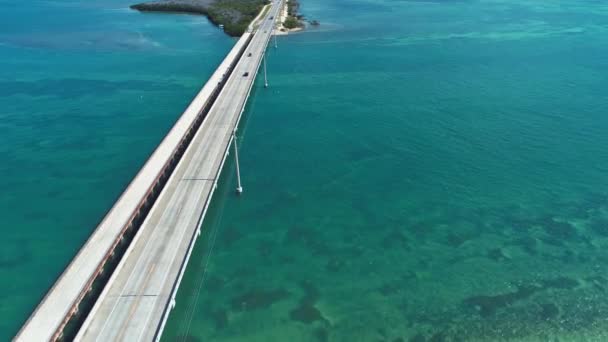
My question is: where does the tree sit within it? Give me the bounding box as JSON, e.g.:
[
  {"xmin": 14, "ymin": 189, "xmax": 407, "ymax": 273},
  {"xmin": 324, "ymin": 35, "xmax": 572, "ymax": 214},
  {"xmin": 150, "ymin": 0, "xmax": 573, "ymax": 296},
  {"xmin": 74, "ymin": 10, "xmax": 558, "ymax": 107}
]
[{"xmin": 283, "ymin": 16, "xmax": 300, "ymax": 29}]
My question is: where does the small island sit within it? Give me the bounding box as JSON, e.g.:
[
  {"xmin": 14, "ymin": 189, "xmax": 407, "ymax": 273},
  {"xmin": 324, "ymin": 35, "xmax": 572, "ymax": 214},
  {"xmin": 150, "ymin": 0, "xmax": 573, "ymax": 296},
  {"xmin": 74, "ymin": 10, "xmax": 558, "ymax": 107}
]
[
  {"xmin": 130, "ymin": 0, "xmax": 313, "ymax": 37},
  {"xmin": 131, "ymin": 0, "xmax": 270, "ymax": 36},
  {"xmin": 274, "ymin": 0, "xmax": 318, "ymax": 34},
  {"xmin": 282, "ymin": 0, "xmax": 302, "ymax": 30}
]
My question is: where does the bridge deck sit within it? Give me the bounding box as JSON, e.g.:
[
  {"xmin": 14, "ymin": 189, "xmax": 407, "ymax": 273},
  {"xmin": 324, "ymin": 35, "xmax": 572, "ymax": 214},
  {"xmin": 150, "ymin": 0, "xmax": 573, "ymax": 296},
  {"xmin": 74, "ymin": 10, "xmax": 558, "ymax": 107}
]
[
  {"xmin": 74, "ymin": 2, "xmax": 281, "ymax": 341},
  {"xmin": 15, "ymin": 1, "xmax": 281, "ymax": 340}
]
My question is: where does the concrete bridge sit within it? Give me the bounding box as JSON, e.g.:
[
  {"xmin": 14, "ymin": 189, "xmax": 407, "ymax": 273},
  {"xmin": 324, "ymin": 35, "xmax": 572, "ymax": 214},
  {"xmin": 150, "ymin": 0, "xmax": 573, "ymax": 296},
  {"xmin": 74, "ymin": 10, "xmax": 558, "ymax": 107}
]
[{"xmin": 16, "ymin": 1, "xmax": 283, "ymax": 340}]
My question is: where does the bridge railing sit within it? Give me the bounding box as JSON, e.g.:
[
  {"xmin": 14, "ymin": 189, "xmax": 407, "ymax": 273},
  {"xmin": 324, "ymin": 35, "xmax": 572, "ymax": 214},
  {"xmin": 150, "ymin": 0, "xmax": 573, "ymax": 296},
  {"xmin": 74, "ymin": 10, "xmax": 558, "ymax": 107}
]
[{"xmin": 16, "ymin": 32, "xmax": 255, "ymax": 342}]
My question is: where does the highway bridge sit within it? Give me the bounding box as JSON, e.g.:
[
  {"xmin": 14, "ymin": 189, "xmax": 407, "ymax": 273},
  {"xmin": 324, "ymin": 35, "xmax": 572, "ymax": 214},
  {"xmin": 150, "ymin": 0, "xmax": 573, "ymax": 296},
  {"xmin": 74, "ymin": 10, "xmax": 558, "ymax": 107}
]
[{"xmin": 16, "ymin": 1, "xmax": 283, "ymax": 340}]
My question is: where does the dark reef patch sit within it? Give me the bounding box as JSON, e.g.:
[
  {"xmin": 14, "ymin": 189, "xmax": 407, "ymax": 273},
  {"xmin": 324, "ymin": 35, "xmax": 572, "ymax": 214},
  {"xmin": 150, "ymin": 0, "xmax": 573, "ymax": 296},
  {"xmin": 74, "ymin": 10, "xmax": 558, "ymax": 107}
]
[
  {"xmin": 408, "ymin": 222, "xmax": 433, "ymax": 240},
  {"xmin": 501, "ymin": 211, "xmax": 534, "ymax": 231},
  {"xmin": 588, "ymin": 217, "xmax": 608, "ymax": 237},
  {"xmin": 464, "ymin": 276, "xmax": 579, "ymax": 317},
  {"xmin": 284, "ymin": 226, "xmax": 330, "ymax": 256},
  {"xmin": 381, "ymin": 229, "xmax": 410, "ymax": 249},
  {"xmin": 378, "ymin": 282, "xmax": 401, "ymax": 296},
  {"xmin": 463, "ymin": 285, "xmax": 540, "ymax": 317},
  {"xmin": 540, "ymin": 276, "xmax": 578, "ymax": 290},
  {"xmin": 289, "ymin": 281, "xmax": 327, "ymax": 324},
  {"xmin": 445, "ymin": 231, "xmax": 473, "ymax": 248},
  {"xmin": 314, "ymin": 327, "xmax": 329, "ymax": 342},
  {"xmin": 289, "ymin": 302, "xmax": 325, "ymax": 324},
  {"xmin": 230, "ymin": 288, "xmax": 289, "ymax": 311},
  {"xmin": 539, "ymin": 303, "xmax": 559, "ymax": 320},
  {"xmin": 559, "ymin": 249, "xmax": 578, "ymax": 264},
  {"xmin": 510, "ymin": 236, "xmax": 537, "ymax": 255},
  {"xmin": 538, "ymin": 216, "xmax": 578, "ymax": 241},
  {"xmin": 539, "ymin": 235, "xmax": 565, "ymax": 247},
  {"xmin": 211, "ymin": 308, "xmax": 229, "ymax": 330},
  {"xmin": 409, "ymin": 333, "xmax": 426, "ymax": 342},
  {"xmin": 487, "ymin": 247, "xmax": 509, "ymax": 262},
  {"xmin": 221, "ymin": 227, "xmax": 243, "ymax": 247}
]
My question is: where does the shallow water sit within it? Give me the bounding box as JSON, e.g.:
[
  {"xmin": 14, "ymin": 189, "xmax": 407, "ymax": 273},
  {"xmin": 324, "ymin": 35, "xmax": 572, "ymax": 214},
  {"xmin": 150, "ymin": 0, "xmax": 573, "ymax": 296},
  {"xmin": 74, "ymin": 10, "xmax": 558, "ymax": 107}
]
[
  {"xmin": 161, "ymin": 0, "xmax": 608, "ymax": 341},
  {"xmin": 0, "ymin": 0, "xmax": 233, "ymax": 338}
]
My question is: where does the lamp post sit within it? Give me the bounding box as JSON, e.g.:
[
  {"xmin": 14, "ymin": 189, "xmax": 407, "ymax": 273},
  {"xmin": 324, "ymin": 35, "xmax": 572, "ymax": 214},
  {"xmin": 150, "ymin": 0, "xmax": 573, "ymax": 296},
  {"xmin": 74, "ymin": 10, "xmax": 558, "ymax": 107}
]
[
  {"xmin": 263, "ymin": 53, "xmax": 268, "ymax": 88},
  {"xmin": 233, "ymin": 132, "xmax": 243, "ymax": 194}
]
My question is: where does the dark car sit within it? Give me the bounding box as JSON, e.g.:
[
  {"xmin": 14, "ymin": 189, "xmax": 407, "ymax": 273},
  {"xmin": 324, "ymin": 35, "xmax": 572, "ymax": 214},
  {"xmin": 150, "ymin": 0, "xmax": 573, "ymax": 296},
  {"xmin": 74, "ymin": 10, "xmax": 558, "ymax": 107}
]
[
  {"xmin": 247, "ymin": 52, "xmax": 252, "ymax": 57},
  {"xmin": 243, "ymin": 72, "xmax": 249, "ymax": 77}
]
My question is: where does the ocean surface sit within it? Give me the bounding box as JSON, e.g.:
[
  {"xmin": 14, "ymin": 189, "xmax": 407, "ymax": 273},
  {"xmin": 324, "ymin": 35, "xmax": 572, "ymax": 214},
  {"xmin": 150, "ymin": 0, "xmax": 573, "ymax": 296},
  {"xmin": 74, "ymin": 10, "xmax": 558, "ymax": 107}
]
[
  {"xmin": 161, "ymin": 0, "xmax": 608, "ymax": 341},
  {"xmin": 0, "ymin": 0, "xmax": 234, "ymax": 338},
  {"xmin": 2, "ymin": 0, "xmax": 608, "ymax": 340}
]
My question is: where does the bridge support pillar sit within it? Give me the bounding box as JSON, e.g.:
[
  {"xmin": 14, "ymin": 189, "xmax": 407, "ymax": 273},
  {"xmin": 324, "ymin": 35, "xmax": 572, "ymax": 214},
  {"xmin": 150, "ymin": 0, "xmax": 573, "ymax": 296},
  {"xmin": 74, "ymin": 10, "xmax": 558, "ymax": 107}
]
[
  {"xmin": 233, "ymin": 132, "xmax": 243, "ymax": 194},
  {"xmin": 263, "ymin": 53, "xmax": 268, "ymax": 88}
]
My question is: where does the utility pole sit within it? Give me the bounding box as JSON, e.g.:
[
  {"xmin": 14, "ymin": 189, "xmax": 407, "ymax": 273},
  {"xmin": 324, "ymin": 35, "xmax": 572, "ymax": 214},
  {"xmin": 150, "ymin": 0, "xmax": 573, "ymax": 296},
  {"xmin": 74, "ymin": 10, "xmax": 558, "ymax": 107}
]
[
  {"xmin": 233, "ymin": 132, "xmax": 243, "ymax": 194},
  {"xmin": 263, "ymin": 53, "xmax": 268, "ymax": 88},
  {"xmin": 272, "ymin": 17, "xmax": 278, "ymax": 48}
]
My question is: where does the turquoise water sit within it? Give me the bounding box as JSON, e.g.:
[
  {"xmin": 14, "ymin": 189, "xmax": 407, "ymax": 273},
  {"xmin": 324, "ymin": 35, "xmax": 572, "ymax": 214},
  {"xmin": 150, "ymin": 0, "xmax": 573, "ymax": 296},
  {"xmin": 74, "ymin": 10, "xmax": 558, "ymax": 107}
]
[
  {"xmin": 161, "ymin": 0, "xmax": 608, "ymax": 341},
  {"xmin": 3, "ymin": 0, "xmax": 608, "ymax": 340},
  {"xmin": 0, "ymin": 0, "xmax": 234, "ymax": 338}
]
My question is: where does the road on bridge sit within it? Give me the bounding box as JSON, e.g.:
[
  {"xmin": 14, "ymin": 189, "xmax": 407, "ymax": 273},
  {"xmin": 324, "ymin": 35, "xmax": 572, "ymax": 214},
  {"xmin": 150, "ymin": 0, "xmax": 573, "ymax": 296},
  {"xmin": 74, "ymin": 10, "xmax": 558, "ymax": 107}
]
[{"xmin": 73, "ymin": 2, "xmax": 283, "ymax": 340}]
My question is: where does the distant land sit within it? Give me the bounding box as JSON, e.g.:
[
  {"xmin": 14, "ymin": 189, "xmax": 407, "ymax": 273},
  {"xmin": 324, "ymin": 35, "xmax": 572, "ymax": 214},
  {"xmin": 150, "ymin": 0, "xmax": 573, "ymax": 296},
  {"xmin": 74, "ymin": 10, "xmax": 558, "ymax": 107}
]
[
  {"xmin": 130, "ymin": 0, "xmax": 312, "ymax": 37},
  {"xmin": 131, "ymin": 0, "xmax": 269, "ymax": 36}
]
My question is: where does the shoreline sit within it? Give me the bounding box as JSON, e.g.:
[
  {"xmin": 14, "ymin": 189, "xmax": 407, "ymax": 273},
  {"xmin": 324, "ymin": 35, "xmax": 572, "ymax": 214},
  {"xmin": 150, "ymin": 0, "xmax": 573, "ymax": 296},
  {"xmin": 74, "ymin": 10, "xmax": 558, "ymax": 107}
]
[
  {"xmin": 130, "ymin": 0, "xmax": 267, "ymax": 37},
  {"xmin": 274, "ymin": 0, "xmax": 304, "ymax": 35},
  {"xmin": 130, "ymin": 0, "xmax": 311, "ymax": 37}
]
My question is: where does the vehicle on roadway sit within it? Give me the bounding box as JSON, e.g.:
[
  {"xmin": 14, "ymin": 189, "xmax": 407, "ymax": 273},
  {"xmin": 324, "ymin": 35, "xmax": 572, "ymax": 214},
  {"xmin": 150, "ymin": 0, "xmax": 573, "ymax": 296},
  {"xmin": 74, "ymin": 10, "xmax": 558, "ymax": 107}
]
[
  {"xmin": 247, "ymin": 52, "xmax": 252, "ymax": 57},
  {"xmin": 243, "ymin": 72, "xmax": 249, "ymax": 77}
]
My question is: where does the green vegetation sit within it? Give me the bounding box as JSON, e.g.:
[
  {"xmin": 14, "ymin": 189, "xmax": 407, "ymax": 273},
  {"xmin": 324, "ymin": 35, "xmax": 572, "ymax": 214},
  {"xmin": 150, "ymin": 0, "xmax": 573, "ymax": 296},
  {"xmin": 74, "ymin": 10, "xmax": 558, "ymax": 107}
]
[
  {"xmin": 283, "ymin": 15, "xmax": 301, "ymax": 29},
  {"xmin": 282, "ymin": 0, "xmax": 304, "ymax": 30},
  {"xmin": 287, "ymin": 0, "xmax": 299, "ymax": 16},
  {"xmin": 131, "ymin": 0, "xmax": 270, "ymax": 37},
  {"xmin": 208, "ymin": 0, "xmax": 269, "ymax": 36}
]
